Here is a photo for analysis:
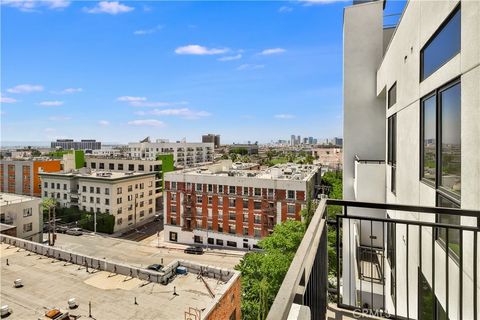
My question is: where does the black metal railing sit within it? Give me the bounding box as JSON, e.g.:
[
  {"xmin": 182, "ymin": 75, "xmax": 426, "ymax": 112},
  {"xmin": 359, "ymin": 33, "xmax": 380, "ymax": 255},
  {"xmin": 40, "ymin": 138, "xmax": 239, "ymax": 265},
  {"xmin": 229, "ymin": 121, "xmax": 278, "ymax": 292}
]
[{"xmin": 267, "ymin": 199, "xmax": 479, "ymax": 320}]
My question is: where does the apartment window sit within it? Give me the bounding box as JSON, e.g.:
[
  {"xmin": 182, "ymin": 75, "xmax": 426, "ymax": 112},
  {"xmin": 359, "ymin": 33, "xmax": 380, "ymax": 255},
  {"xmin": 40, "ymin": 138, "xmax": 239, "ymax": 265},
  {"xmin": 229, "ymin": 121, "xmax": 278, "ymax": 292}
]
[
  {"xmin": 216, "ymin": 239, "xmax": 224, "ymax": 246},
  {"xmin": 243, "ymin": 227, "xmax": 249, "ymax": 236},
  {"xmin": 44, "ymin": 191, "xmax": 48, "ymax": 197},
  {"xmin": 63, "ymin": 194, "xmax": 67, "ymax": 200},
  {"xmin": 105, "ymin": 199, "xmax": 110, "ymax": 205},
  {"xmin": 218, "ymin": 196, "xmax": 223, "ymax": 206},
  {"xmin": 169, "ymin": 232, "xmax": 178, "ymax": 242},
  {"xmin": 128, "ymin": 164, "xmax": 134, "ymax": 171},
  {"xmin": 254, "ymin": 188, "xmax": 261, "ymax": 196},
  {"xmin": 254, "ymin": 201, "xmax": 261, "ymax": 210},
  {"xmin": 96, "ymin": 197, "xmax": 100, "ymax": 204},
  {"xmin": 208, "ymin": 196, "xmax": 212, "ymax": 205},
  {"xmin": 149, "ymin": 208, "xmax": 153, "ymax": 213},
  {"xmin": 287, "ymin": 190, "xmax": 295, "ymax": 200},
  {"xmin": 82, "ymin": 196, "xmax": 86, "ymax": 202},
  {"xmin": 197, "ymin": 195, "xmax": 202, "ymax": 204},
  {"xmin": 227, "ymin": 241, "xmax": 237, "ymax": 247},
  {"xmin": 208, "ymin": 184, "xmax": 213, "ymax": 192},
  {"xmin": 109, "ymin": 163, "xmax": 114, "ymax": 170},
  {"xmin": 229, "ymin": 198, "xmax": 236, "ymax": 208},
  {"xmin": 229, "ymin": 186, "xmax": 236, "ymax": 194},
  {"xmin": 197, "ymin": 183, "xmax": 203, "ymax": 192},
  {"xmin": 208, "ymin": 237, "xmax": 214, "ymax": 245},
  {"xmin": 436, "ymin": 194, "xmax": 461, "ymax": 259},
  {"xmin": 118, "ymin": 164, "xmax": 124, "ymax": 170},
  {"xmin": 90, "ymin": 186, "xmax": 94, "ymax": 193},
  {"xmin": 117, "ymin": 187, "xmax": 122, "ymax": 194},
  {"xmin": 243, "ymin": 187, "xmax": 249, "ymax": 196},
  {"xmin": 243, "ymin": 200, "xmax": 249, "ymax": 209},
  {"xmin": 23, "ymin": 223, "xmax": 33, "ymax": 232},
  {"xmin": 96, "ymin": 187, "xmax": 100, "ymax": 194},
  {"xmin": 90, "ymin": 197, "xmax": 94, "ymax": 203},
  {"xmin": 91, "ymin": 162, "xmax": 96, "ymax": 169},
  {"xmin": 194, "ymin": 235, "xmax": 202, "ymax": 244},
  {"xmin": 388, "ymin": 114, "xmax": 397, "ymax": 194},
  {"xmin": 117, "ymin": 207, "xmax": 122, "ymax": 214},
  {"xmin": 99, "ymin": 163, "xmax": 104, "ymax": 169},
  {"xmin": 56, "ymin": 183, "xmax": 60, "ymax": 189},
  {"xmin": 420, "ymin": 7, "xmax": 461, "ymax": 81},
  {"xmin": 23, "ymin": 208, "xmax": 32, "ymax": 217},
  {"xmin": 128, "ymin": 185, "xmax": 133, "ymax": 192},
  {"xmin": 138, "ymin": 164, "xmax": 144, "ymax": 171},
  {"xmin": 105, "ymin": 188, "xmax": 110, "ymax": 195},
  {"xmin": 139, "ymin": 210, "xmax": 144, "ymax": 217},
  {"xmin": 388, "ymin": 82, "xmax": 397, "ymax": 108},
  {"xmin": 218, "ymin": 185, "xmax": 223, "ymax": 193},
  {"xmin": 420, "ymin": 80, "xmax": 461, "ymax": 198},
  {"xmin": 63, "ymin": 184, "xmax": 67, "ymax": 190},
  {"xmin": 83, "ymin": 186, "xmax": 87, "ymax": 192},
  {"xmin": 128, "ymin": 214, "xmax": 133, "ymax": 221},
  {"xmin": 117, "ymin": 218, "xmax": 122, "ymax": 225},
  {"xmin": 149, "ymin": 199, "xmax": 153, "ymax": 205},
  {"xmin": 287, "ymin": 204, "xmax": 295, "ymax": 214},
  {"xmin": 254, "ymin": 229, "xmax": 261, "ymax": 238},
  {"xmin": 268, "ymin": 188, "xmax": 274, "ymax": 198},
  {"xmin": 51, "ymin": 182, "xmax": 55, "ymax": 189},
  {"xmin": 44, "ymin": 182, "xmax": 48, "ymax": 188}
]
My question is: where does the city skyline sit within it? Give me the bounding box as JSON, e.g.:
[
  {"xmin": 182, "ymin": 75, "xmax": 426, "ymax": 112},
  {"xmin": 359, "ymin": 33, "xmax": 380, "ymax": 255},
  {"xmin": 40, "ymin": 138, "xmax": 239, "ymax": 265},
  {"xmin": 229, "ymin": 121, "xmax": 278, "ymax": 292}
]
[{"xmin": 0, "ymin": 0, "xmax": 404, "ymax": 144}]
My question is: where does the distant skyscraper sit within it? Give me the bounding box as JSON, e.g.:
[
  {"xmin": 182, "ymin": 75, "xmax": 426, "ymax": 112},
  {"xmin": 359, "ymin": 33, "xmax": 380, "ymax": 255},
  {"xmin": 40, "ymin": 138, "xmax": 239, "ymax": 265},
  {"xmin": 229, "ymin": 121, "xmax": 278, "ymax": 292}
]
[
  {"xmin": 290, "ymin": 135, "xmax": 296, "ymax": 146},
  {"xmin": 297, "ymin": 135, "xmax": 301, "ymax": 145},
  {"xmin": 202, "ymin": 134, "xmax": 221, "ymax": 148}
]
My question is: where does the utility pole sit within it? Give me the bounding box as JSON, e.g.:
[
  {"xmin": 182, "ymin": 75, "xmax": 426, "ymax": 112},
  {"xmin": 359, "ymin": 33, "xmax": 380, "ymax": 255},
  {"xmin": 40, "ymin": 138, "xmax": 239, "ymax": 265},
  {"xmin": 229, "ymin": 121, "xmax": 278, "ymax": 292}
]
[{"xmin": 52, "ymin": 206, "xmax": 56, "ymax": 246}]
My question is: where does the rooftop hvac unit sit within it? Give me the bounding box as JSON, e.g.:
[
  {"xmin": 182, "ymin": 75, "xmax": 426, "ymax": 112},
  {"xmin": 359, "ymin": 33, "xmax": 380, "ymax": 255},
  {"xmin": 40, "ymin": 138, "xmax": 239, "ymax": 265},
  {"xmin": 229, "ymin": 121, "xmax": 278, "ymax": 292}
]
[
  {"xmin": 1, "ymin": 305, "xmax": 11, "ymax": 317},
  {"xmin": 227, "ymin": 172, "xmax": 235, "ymax": 176},
  {"xmin": 68, "ymin": 298, "xmax": 78, "ymax": 309},
  {"xmin": 14, "ymin": 279, "xmax": 23, "ymax": 288}
]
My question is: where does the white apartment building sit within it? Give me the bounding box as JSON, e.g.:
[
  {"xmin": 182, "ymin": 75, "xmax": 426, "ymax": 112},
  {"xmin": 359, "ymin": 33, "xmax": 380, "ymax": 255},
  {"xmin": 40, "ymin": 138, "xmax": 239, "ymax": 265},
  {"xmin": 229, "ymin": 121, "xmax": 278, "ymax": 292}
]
[
  {"xmin": 343, "ymin": 0, "xmax": 479, "ymax": 319},
  {"xmin": 39, "ymin": 169, "xmax": 157, "ymax": 233},
  {"xmin": 163, "ymin": 161, "xmax": 320, "ymax": 249},
  {"xmin": 0, "ymin": 193, "xmax": 42, "ymax": 242},
  {"xmin": 128, "ymin": 138, "xmax": 214, "ymax": 168}
]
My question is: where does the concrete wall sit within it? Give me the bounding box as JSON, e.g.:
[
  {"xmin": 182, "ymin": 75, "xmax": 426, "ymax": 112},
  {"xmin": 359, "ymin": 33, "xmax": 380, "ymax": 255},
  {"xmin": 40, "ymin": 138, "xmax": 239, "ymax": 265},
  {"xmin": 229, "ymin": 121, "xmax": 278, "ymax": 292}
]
[{"xmin": 0, "ymin": 196, "xmax": 42, "ymax": 242}]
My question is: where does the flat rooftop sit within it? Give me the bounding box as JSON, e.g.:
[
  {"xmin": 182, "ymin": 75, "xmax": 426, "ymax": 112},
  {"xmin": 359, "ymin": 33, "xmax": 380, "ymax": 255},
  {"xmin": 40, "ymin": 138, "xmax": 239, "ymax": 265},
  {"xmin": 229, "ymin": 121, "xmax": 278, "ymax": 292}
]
[
  {"xmin": 39, "ymin": 169, "xmax": 155, "ymax": 180},
  {"xmin": 1, "ymin": 243, "xmax": 227, "ymax": 319},
  {"xmin": 0, "ymin": 193, "xmax": 40, "ymax": 207},
  {"xmin": 169, "ymin": 161, "xmax": 319, "ymax": 181}
]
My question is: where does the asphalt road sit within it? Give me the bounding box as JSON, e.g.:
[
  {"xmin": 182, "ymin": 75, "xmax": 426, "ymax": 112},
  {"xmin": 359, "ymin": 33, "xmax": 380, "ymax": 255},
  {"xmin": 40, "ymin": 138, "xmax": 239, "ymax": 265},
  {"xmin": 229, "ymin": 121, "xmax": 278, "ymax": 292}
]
[{"xmin": 117, "ymin": 219, "xmax": 164, "ymax": 242}]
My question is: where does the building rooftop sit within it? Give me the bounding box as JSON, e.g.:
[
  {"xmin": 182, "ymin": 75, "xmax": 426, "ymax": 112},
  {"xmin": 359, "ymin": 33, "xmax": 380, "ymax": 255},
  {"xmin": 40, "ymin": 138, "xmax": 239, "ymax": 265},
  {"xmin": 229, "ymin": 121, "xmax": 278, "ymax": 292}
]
[
  {"xmin": 0, "ymin": 193, "xmax": 40, "ymax": 207},
  {"xmin": 169, "ymin": 161, "xmax": 319, "ymax": 181},
  {"xmin": 39, "ymin": 168, "xmax": 155, "ymax": 180},
  {"xmin": 0, "ymin": 242, "xmax": 232, "ymax": 320}
]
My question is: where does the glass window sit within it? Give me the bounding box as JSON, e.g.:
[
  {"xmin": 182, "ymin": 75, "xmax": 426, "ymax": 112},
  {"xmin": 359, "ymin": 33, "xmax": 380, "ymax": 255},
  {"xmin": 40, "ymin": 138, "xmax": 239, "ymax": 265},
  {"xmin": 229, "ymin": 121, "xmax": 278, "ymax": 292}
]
[
  {"xmin": 440, "ymin": 83, "xmax": 461, "ymax": 195},
  {"xmin": 421, "ymin": 7, "xmax": 461, "ymax": 81},
  {"xmin": 387, "ymin": 114, "xmax": 397, "ymax": 165},
  {"xmin": 436, "ymin": 194, "xmax": 460, "ymax": 259},
  {"xmin": 421, "ymin": 95, "xmax": 436, "ymax": 183},
  {"xmin": 388, "ymin": 82, "xmax": 397, "ymax": 108}
]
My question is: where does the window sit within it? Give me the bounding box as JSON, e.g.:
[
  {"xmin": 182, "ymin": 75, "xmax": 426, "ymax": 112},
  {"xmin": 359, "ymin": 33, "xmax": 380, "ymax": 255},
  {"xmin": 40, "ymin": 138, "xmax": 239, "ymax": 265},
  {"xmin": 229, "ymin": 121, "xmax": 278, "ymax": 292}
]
[
  {"xmin": 51, "ymin": 182, "xmax": 55, "ymax": 189},
  {"xmin": 109, "ymin": 163, "xmax": 114, "ymax": 170},
  {"xmin": 138, "ymin": 164, "xmax": 144, "ymax": 171},
  {"xmin": 208, "ymin": 184, "xmax": 213, "ymax": 192},
  {"xmin": 218, "ymin": 185, "xmax": 223, "ymax": 193},
  {"xmin": 254, "ymin": 201, "xmax": 261, "ymax": 210},
  {"xmin": 99, "ymin": 163, "xmax": 104, "ymax": 169},
  {"xmin": 208, "ymin": 237, "xmax": 214, "ymax": 245},
  {"xmin": 243, "ymin": 227, "xmax": 249, "ymax": 236},
  {"xmin": 243, "ymin": 187, "xmax": 248, "ymax": 196},
  {"xmin": 117, "ymin": 198, "xmax": 122, "ymax": 204},
  {"xmin": 196, "ymin": 195, "xmax": 202, "ymax": 204},
  {"xmin": 23, "ymin": 208, "xmax": 32, "ymax": 217},
  {"xmin": 44, "ymin": 182, "xmax": 48, "ymax": 188},
  {"xmin": 388, "ymin": 82, "xmax": 397, "ymax": 108},
  {"xmin": 63, "ymin": 194, "xmax": 67, "ymax": 200},
  {"xmin": 388, "ymin": 114, "xmax": 397, "ymax": 194},
  {"xmin": 227, "ymin": 241, "xmax": 237, "ymax": 247},
  {"xmin": 139, "ymin": 210, "xmax": 144, "ymax": 217},
  {"xmin": 96, "ymin": 197, "xmax": 100, "ymax": 204},
  {"xmin": 436, "ymin": 194, "xmax": 460, "ymax": 259},
  {"xmin": 105, "ymin": 199, "xmax": 110, "ymax": 205},
  {"xmin": 387, "ymin": 219, "xmax": 396, "ymax": 304},
  {"xmin": 63, "ymin": 184, "xmax": 67, "ymax": 190},
  {"xmin": 421, "ymin": 7, "xmax": 461, "ymax": 81},
  {"xmin": 197, "ymin": 183, "xmax": 203, "ymax": 192},
  {"xmin": 243, "ymin": 200, "xmax": 249, "ymax": 209},
  {"xmin": 229, "ymin": 198, "xmax": 236, "ymax": 208},
  {"xmin": 56, "ymin": 183, "xmax": 60, "ymax": 189},
  {"xmin": 118, "ymin": 163, "xmax": 123, "ymax": 170},
  {"xmin": 128, "ymin": 214, "xmax": 133, "ymax": 221},
  {"xmin": 83, "ymin": 186, "xmax": 87, "ymax": 192},
  {"xmin": 421, "ymin": 80, "xmax": 461, "ymax": 198},
  {"xmin": 44, "ymin": 191, "xmax": 48, "ymax": 197},
  {"xmin": 105, "ymin": 188, "xmax": 110, "ymax": 195},
  {"xmin": 82, "ymin": 196, "xmax": 86, "ymax": 202},
  {"xmin": 287, "ymin": 190, "xmax": 295, "ymax": 200},
  {"xmin": 23, "ymin": 223, "xmax": 33, "ymax": 232},
  {"xmin": 254, "ymin": 229, "xmax": 261, "ymax": 238},
  {"xmin": 91, "ymin": 162, "xmax": 96, "ymax": 169},
  {"xmin": 216, "ymin": 239, "xmax": 224, "ymax": 246},
  {"xmin": 287, "ymin": 204, "xmax": 295, "ymax": 214},
  {"xmin": 254, "ymin": 188, "xmax": 261, "ymax": 196},
  {"xmin": 90, "ymin": 186, "xmax": 94, "ymax": 193},
  {"xmin": 208, "ymin": 196, "xmax": 212, "ymax": 205},
  {"xmin": 194, "ymin": 235, "xmax": 202, "ymax": 243},
  {"xmin": 169, "ymin": 232, "xmax": 178, "ymax": 242},
  {"xmin": 128, "ymin": 164, "xmax": 134, "ymax": 171},
  {"xmin": 229, "ymin": 186, "xmax": 236, "ymax": 194},
  {"xmin": 117, "ymin": 218, "xmax": 123, "ymax": 225},
  {"xmin": 128, "ymin": 185, "xmax": 133, "ymax": 192},
  {"xmin": 117, "ymin": 207, "xmax": 122, "ymax": 214}
]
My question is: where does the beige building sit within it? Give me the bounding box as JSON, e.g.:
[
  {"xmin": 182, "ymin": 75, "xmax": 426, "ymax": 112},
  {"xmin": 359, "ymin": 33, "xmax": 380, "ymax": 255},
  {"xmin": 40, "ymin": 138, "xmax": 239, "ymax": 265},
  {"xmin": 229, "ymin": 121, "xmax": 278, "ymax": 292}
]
[
  {"xmin": 0, "ymin": 193, "xmax": 42, "ymax": 242},
  {"xmin": 39, "ymin": 169, "xmax": 157, "ymax": 232}
]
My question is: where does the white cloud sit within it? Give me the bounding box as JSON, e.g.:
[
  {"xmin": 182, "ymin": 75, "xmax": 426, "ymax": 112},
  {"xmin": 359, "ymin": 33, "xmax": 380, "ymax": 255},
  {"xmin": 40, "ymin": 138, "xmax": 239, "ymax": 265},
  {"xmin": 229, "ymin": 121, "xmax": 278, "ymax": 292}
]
[
  {"xmin": 175, "ymin": 45, "xmax": 229, "ymax": 55},
  {"xmin": 218, "ymin": 54, "xmax": 242, "ymax": 62},
  {"xmin": 278, "ymin": 6, "xmax": 293, "ymax": 13},
  {"xmin": 134, "ymin": 25, "xmax": 163, "ymax": 35},
  {"xmin": 98, "ymin": 120, "xmax": 110, "ymax": 126},
  {"xmin": 1, "ymin": 0, "xmax": 70, "ymax": 12},
  {"xmin": 59, "ymin": 87, "xmax": 83, "ymax": 94},
  {"xmin": 39, "ymin": 100, "xmax": 64, "ymax": 106},
  {"xmin": 237, "ymin": 64, "xmax": 265, "ymax": 71},
  {"xmin": 0, "ymin": 95, "xmax": 17, "ymax": 103},
  {"xmin": 117, "ymin": 96, "xmax": 147, "ymax": 102},
  {"xmin": 117, "ymin": 96, "xmax": 176, "ymax": 107},
  {"xmin": 135, "ymin": 108, "xmax": 211, "ymax": 119},
  {"xmin": 260, "ymin": 48, "xmax": 286, "ymax": 55},
  {"xmin": 128, "ymin": 119, "xmax": 165, "ymax": 127},
  {"xmin": 84, "ymin": 1, "xmax": 133, "ymax": 15},
  {"xmin": 7, "ymin": 84, "xmax": 44, "ymax": 94},
  {"xmin": 274, "ymin": 114, "xmax": 295, "ymax": 119},
  {"xmin": 48, "ymin": 116, "xmax": 71, "ymax": 121}
]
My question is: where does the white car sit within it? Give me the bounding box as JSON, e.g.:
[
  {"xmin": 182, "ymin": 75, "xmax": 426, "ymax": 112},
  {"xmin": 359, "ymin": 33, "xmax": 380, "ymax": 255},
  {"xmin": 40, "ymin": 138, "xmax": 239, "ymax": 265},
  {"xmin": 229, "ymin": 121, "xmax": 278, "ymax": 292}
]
[{"xmin": 66, "ymin": 228, "xmax": 83, "ymax": 236}]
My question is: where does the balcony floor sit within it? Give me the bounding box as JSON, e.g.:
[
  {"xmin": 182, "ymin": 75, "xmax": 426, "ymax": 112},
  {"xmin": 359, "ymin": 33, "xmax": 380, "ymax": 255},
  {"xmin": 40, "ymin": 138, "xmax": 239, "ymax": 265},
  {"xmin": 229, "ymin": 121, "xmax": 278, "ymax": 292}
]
[{"xmin": 327, "ymin": 304, "xmax": 384, "ymax": 320}]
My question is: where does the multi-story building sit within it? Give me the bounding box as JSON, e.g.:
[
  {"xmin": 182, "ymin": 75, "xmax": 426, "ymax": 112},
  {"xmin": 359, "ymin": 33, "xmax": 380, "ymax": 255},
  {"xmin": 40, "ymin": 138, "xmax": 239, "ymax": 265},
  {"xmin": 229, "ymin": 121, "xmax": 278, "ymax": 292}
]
[
  {"xmin": 0, "ymin": 193, "xmax": 42, "ymax": 242},
  {"xmin": 163, "ymin": 161, "xmax": 320, "ymax": 249},
  {"xmin": 85, "ymin": 156, "xmax": 171, "ymax": 210},
  {"xmin": 228, "ymin": 143, "xmax": 259, "ymax": 155},
  {"xmin": 39, "ymin": 169, "xmax": 157, "ymax": 232},
  {"xmin": 0, "ymin": 159, "xmax": 62, "ymax": 196},
  {"xmin": 341, "ymin": 0, "xmax": 480, "ymax": 318},
  {"xmin": 312, "ymin": 147, "xmax": 343, "ymax": 170},
  {"xmin": 51, "ymin": 139, "xmax": 101, "ymax": 150},
  {"xmin": 128, "ymin": 138, "xmax": 214, "ymax": 168},
  {"xmin": 202, "ymin": 134, "xmax": 221, "ymax": 148}
]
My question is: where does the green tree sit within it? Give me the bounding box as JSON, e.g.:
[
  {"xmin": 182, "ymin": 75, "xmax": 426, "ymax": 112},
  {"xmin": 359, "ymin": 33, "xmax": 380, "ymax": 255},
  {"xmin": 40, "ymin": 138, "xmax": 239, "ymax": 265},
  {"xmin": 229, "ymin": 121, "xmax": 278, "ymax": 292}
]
[{"xmin": 236, "ymin": 220, "xmax": 305, "ymax": 320}]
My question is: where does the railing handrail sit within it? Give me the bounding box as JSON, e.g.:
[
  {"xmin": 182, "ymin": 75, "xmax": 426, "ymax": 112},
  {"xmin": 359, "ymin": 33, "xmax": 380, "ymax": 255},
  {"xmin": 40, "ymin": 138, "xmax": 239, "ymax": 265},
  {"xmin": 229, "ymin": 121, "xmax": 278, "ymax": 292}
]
[
  {"xmin": 266, "ymin": 198, "xmax": 328, "ymax": 320},
  {"xmin": 326, "ymin": 199, "xmax": 480, "ymax": 218},
  {"xmin": 354, "ymin": 154, "xmax": 385, "ymax": 164}
]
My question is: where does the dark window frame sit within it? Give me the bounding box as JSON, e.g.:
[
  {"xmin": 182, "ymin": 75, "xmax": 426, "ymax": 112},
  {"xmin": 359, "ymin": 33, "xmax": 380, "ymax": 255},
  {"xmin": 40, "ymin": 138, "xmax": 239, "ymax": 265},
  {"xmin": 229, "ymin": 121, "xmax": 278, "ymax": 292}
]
[
  {"xmin": 388, "ymin": 114, "xmax": 397, "ymax": 194},
  {"xmin": 419, "ymin": 77, "xmax": 461, "ymax": 202},
  {"xmin": 420, "ymin": 5, "xmax": 461, "ymax": 82}
]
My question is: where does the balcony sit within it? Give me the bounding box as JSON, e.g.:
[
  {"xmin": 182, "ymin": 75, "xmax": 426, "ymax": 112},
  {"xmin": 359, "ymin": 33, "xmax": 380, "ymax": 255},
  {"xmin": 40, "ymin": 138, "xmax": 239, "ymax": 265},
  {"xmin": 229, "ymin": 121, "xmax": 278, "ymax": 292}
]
[
  {"xmin": 267, "ymin": 199, "xmax": 479, "ymax": 320},
  {"xmin": 354, "ymin": 156, "xmax": 385, "ymax": 202}
]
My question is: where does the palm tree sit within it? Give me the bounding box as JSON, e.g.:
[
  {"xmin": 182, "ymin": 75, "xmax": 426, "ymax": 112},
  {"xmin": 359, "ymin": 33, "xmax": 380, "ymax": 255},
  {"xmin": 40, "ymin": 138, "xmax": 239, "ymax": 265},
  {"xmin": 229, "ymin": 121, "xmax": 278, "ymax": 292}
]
[{"xmin": 41, "ymin": 198, "xmax": 57, "ymax": 246}]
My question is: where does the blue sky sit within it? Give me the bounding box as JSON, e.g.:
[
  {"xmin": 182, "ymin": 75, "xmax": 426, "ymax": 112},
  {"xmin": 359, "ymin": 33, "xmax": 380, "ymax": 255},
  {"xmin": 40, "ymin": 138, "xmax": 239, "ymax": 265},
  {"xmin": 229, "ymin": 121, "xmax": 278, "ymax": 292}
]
[{"xmin": 1, "ymin": 0, "xmax": 405, "ymax": 145}]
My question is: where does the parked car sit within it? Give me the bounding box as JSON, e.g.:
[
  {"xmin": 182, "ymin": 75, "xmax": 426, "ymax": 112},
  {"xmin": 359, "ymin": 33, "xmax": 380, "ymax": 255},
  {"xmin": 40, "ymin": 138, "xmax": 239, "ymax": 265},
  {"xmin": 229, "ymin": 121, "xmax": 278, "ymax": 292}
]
[
  {"xmin": 66, "ymin": 228, "xmax": 83, "ymax": 236},
  {"xmin": 55, "ymin": 226, "xmax": 69, "ymax": 234},
  {"xmin": 184, "ymin": 246, "xmax": 204, "ymax": 255},
  {"xmin": 147, "ymin": 264, "xmax": 163, "ymax": 272}
]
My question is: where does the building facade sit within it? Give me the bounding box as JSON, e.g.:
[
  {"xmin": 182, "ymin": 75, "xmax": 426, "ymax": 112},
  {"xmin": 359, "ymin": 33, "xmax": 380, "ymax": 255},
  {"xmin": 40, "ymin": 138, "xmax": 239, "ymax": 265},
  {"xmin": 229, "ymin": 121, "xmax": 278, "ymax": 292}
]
[
  {"xmin": 0, "ymin": 193, "xmax": 42, "ymax": 242},
  {"xmin": 343, "ymin": 0, "xmax": 479, "ymax": 319},
  {"xmin": 39, "ymin": 170, "xmax": 157, "ymax": 232},
  {"xmin": 128, "ymin": 139, "xmax": 214, "ymax": 168},
  {"xmin": 0, "ymin": 159, "xmax": 62, "ymax": 197},
  {"xmin": 163, "ymin": 161, "xmax": 320, "ymax": 249},
  {"xmin": 202, "ymin": 134, "xmax": 221, "ymax": 148},
  {"xmin": 51, "ymin": 139, "xmax": 101, "ymax": 150}
]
